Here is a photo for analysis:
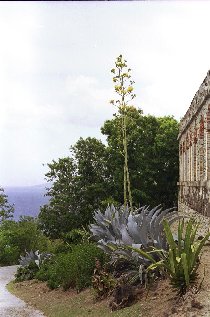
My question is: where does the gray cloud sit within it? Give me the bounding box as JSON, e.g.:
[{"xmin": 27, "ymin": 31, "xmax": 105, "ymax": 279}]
[{"xmin": 1, "ymin": 1, "xmax": 210, "ymax": 186}]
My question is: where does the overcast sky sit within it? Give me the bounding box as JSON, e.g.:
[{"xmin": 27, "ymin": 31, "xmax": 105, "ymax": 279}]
[{"xmin": 1, "ymin": 1, "xmax": 210, "ymax": 187}]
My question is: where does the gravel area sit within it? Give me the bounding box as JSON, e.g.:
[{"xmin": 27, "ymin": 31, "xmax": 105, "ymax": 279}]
[{"xmin": 0, "ymin": 265, "xmax": 45, "ymax": 317}]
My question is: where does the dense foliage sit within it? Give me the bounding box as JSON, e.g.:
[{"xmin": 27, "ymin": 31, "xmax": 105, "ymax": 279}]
[
  {"xmin": 38, "ymin": 137, "xmax": 112, "ymax": 239},
  {"xmin": 101, "ymin": 107, "xmax": 179, "ymax": 208},
  {"xmin": 36, "ymin": 243, "xmax": 106, "ymax": 292},
  {"xmin": 0, "ymin": 217, "xmax": 51, "ymax": 265},
  {"xmin": 39, "ymin": 108, "xmax": 179, "ymax": 239},
  {"xmin": 15, "ymin": 261, "xmax": 39, "ymax": 282}
]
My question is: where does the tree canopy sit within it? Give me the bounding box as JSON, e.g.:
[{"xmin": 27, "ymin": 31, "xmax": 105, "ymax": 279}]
[
  {"xmin": 39, "ymin": 109, "xmax": 179, "ymax": 239},
  {"xmin": 101, "ymin": 106, "xmax": 179, "ymax": 208},
  {"xmin": 38, "ymin": 137, "xmax": 112, "ymax": 239}
]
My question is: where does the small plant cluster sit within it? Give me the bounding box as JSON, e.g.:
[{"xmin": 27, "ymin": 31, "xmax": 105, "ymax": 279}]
[
  {"xmin": 15, "ymin": 250, "xmax": 52, "ymax": 282},
  {"xmin": 148, "ymin": 218, "xmax": 210, "ymax": 294},
  {"xmin": 90, "ymin": 204, "xmax": 210, "ymax": 297},
  {"xmin": 19, "ymin": 250, "xmax": 51, "ymax": 267},
  {"xmin": 15, "ymin": 262, "xmax": 39, "ymax": 282},
  {"xmin": 16, "ymin": 243, "xmax": 106, "ymax": 293},
  {"xmin": 62, "ymin": 228, "xmax": 91, "ymax": 245}
]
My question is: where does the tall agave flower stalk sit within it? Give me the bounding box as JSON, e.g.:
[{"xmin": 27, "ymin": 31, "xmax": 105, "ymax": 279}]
[{"xmin": 110, "ymin": 55, "xmax": 136, "ymax": 211}]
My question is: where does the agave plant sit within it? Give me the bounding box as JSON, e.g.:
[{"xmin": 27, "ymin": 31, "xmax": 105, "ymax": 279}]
[
  {"xmin": 16, "ymin": 250, "xmax": 52, "ymax": 283},
  {"xmin": 19, "ymin": 250, "xmax": 51, "ymax": 268},
  {"xmin": 147, "ymin": 218, "xmax": 210, "ymax": 294},
  {"xmin": 90, "ymin": 204, "xmax": 179, "ymax": 267}
]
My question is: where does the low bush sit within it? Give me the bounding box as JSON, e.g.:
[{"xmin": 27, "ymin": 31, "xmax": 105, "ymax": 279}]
[
  {"xmin": 62, "ymin": 228, "xmax": 91, "ymax": 245},
  {"xmin": 15, "ymin": 262, "xmax": 39, "ymax": 282},
  {"xmin": 0, "ymin": 217, "xmax": 52, "ymax": 265},
  {"xmin": 15, "ymin": 250, "xmax": 52, "ymax": 282},
  {"xmin": 38, "ymin": 243, "xmax": 106, "ymax": 292},
  {"xmin": 0, "ymin": 243, "xmax": 20, "ymax": 265},
  {"xmin": 35, "ymin": 257, "xmax": 53, "ymax": 282},
  {"xmin": 44, "ymin": 238, "xmax": 72, "ymax": 255}
]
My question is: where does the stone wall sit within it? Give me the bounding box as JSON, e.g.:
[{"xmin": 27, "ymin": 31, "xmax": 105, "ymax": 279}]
[
  {"xmin": 178, "ymin": 202, "xmax": 210, "ymax": 236},
  {"xmin": 178, "ymin": 71, "xmax": 210, "ymax": 216}
]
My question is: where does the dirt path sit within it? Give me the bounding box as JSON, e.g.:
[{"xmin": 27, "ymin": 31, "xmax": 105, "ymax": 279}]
[{"xmin": 0, "ymin": 265, "xmax": 45, "ymax": 317}]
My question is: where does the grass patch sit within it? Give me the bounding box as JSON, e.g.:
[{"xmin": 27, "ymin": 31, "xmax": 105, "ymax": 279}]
[{"xmin": 7, "ymin": 280, "xmax": 143, "ymax": 317}]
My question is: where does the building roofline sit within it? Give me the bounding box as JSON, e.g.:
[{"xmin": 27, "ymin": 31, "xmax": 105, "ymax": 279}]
[{"xmin": 178, "ymin": 71, "xmax": 210, "ymax": 140}]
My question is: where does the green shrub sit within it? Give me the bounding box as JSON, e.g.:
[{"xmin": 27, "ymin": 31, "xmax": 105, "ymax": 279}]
[
  {"xmin": 46, "ymin": 254, "xmax": 67, "ymax": 289},
  {"xmin": 15, "ymin": 262, "xmax": 39, "ymax": 282},
  {"xmin": 0, "ymin": 218, "xmax": 52, "ymax": 265},
  {"xmin": 72, "ymin": 243, "xmax": 106, "ymax": 291},
  {"xmin": 14, "ymin": 249, "xmax": 52, "ymax": 282},
  {"xmin": 0, "ymin": 243, "xmax": 20, "ymax": 265},
  {"xmin": 36, "ymin": 257, "xmax": 53, "ymax": 282},
  {"xmin": 62, "ymin": 228, "xmax": 91, "ymax": 245},
  {"xmin": 43, "ymin": 238, "xmax": 71, "ymax": 255},
  {"xmin": 42, "ymin": 243, "xmax": 106, "ymax": 292}
]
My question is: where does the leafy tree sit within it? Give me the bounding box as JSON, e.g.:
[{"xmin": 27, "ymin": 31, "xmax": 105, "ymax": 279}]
[
  {"xmin": 39, "ymin": 112, "xmax": 179, "ymax": 239},
  {"xmin": 101, "ymin": 107, "xmax": 179, "ymax": 208},
  {"xmin": 0, "ymin": 187, "xmax": 14, "ymax": 222},
  {"xmin": 153, "ymin": 116, "xmax": 179, "ymax": 207},
  {"xmin": 38, "ymin": 137, "xmax": 112, "ymax": 239},
  {"xmin": 0, "ymin": 216, "xmax": 50, "ymax": 265},
  {"xmin": 38, "ymin": 157, "xmax": 77, "ymax": 238}
]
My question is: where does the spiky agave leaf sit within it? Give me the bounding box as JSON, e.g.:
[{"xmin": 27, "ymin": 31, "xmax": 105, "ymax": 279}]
[
  {"xmin": 19, "ymin": 250, "xmax": 51, "ymax": 268},
  {"xmin": 19, "ymin": 250, "xmax": 38, "ymax": 267},
  {"xmin": 90, "ymin": 204, "xmax": 179, "ymax": 269},
  {"xmin": 127, "ymin": 214, "xmax": 141, "ymax": 243}
]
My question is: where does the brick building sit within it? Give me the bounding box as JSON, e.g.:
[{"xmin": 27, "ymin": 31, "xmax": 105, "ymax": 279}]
[{"xmin": 178, "ymin": 71, "xmax": 210, "ymax": 216}]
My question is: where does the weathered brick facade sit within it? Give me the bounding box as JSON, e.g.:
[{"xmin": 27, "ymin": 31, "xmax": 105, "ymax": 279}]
[{"xmin": 178, "ymin": 71, "xmax": 210, "ymax": 216}]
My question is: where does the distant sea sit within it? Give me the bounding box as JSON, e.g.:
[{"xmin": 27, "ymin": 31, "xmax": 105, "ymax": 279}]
[{"xmin": 4, "ymin": 184, "xmax": 50, "ymax": 220}]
